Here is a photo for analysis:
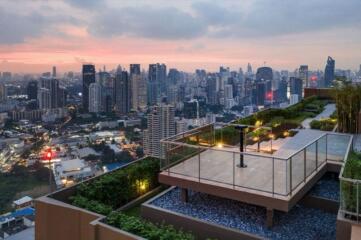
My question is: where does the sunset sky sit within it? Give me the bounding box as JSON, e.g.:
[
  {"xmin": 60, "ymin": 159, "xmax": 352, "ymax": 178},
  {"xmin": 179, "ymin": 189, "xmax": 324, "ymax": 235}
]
[{"xmin": 1, "ymin": 0, "xmax": 361, "ymax": 73}]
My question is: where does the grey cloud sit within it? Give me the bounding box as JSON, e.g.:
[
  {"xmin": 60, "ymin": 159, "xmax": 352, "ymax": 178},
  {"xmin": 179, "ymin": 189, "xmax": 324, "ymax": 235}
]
[
  {"xmin": 193, "ymin": 0, "xmax": 361, "ymax": 38},
  {"xmin": 65, "ymin": 0, "xmax": 101, "ymax": 9},
  {"xmin": 88, "ymin": 6, "xmax": 206, "ymax": 40},
  {"xmin": 0, "ymin": 7, "xmax": 81, "ymax": 44}
]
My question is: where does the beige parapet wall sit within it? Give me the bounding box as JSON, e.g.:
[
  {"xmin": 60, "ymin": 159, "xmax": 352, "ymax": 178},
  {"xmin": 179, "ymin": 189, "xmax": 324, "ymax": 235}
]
[{"xmin": 35, "ymin": 196, "xmax": 144, "ymax": 240}]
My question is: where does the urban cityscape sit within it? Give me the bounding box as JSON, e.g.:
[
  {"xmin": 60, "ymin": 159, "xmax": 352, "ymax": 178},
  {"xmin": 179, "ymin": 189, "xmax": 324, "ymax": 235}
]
[{"xmin": 1, "ymin": 1, "xmax": 361, "ymax": 240}]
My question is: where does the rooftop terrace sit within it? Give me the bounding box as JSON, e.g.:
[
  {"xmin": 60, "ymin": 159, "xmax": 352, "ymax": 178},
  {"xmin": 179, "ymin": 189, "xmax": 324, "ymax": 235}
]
[{"xmin": 159, "ymin": 123, "xmax": 352, "ymax": 212}]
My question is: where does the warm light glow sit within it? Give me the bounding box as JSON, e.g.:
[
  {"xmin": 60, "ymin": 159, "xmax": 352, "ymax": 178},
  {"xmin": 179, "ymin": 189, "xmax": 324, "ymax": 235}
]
[
  {"xmin": 269, "ymin": 134, "xmax": 275, "ymax": 139},
  {"xmin": 283, "ymin": 131, "xmax": 289, "ymax": 137},
  {"xmin": 217, "ymin": 143, "xmax": 223, "ymax": 148},
  {"xmin": 253, "ymin": 137, "xmax": 259, "ymax": 141},
  {"xmin": 255, "ymin": 120, "xmax": 262, "ymax": 127},
  {"xmin": 140, "ymin": 182, "xmax": 146, "ymax": 191}
]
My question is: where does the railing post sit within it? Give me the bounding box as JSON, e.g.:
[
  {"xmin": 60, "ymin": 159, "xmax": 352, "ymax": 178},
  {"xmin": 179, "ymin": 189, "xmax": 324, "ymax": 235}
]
[
  {"xmin": 233, "ymin": 152, "xmax": 235, "ymax": 188},
  {"xmin": 304, "ymin": 149, "xmax": 306, "ymax": 182},
  {"xmin": 290, "ymin": 157, "xmax": 293, "ymax": 196},
  {"xmin": 198, "ymin": 148, "xmax": 201, "ymax": 182},
  {"xmin": 272, "ymin": 157, "xmax": 274, "ymax": 196},
  {"xmin": 316, "ymin": 140, "xmax": 318, "ymax": 170},
  {"xmin": 357, "ymin": 182, "xmax": 359, "ymax": 223},
  {"xmin": 326, "ymin": 134, "xmax": 328, "ymax": 161}
]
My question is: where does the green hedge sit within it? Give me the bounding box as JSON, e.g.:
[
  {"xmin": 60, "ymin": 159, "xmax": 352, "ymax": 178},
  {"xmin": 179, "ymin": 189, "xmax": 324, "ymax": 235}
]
[
  {"xmin": 236, "ymin": 96, "xmax": 325, "ymax": 126},
  {"xmin": 310, "ymin": 119, "xmax": 336, "ymax": 131},
  {"xmin": 107, "ymin": 212, "xmax": 195, "ymax": 240},
  {"xmin": 70, "ymin": 157, "xmax": 160, "ymax": 213},
  {"xmin": 341, "ymin": 151, "xmax": 361, "ymax": 214}
]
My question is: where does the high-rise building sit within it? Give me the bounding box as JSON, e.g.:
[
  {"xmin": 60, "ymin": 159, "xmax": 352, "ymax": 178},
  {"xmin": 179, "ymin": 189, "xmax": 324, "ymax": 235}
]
[
  {"xmin": 0, "ymin": 83, "xmax": 6, "ymax": 102},
  {"xmin": 52, "ymin": 66, "xmax": 56, "ymax": 77},
  {"xmin": 89, "ymin": 82, "xmax": 102, "ymax": 113},
  {"xmin": 290, "ymin": 77, "xmax": 303, "ymax": 100},
  {"xmin": 39, "ymin": 77, "xmax": 60, "ymax": 109},
  {"xmin": 148, "ymin": 63, "xmax": 166, "ymax": 105},
  {"xmin": 82, "ymin": 64, "xmax": 96, "ymax": 112},
  {"xmin": 143, "ymin": 105, "xmax": 175, "ymax": 158},
  {"xmin": 247, "ymin": 63, "xmax": 253, "ymax": 76},
  {"xmin": 129, "ymin": 64, "xmax": 142, "ymax": 110},
  {"xmin": 2, "ymin": 72, "xmax": 11, "ymax": 82},
  {"xmin": 324, "ymin": 56, "xmax": 335, "ymax": 87},
  {"xmin": 256, "ymin": 67, "xmax": 273, "ymax": 82},
  {"xmin": 276, "ymin": 78, "xmax": 288, "ymax": 103},
  {"xmin": 207, "ymin": 75, "xmax": 218, "ymax": 105},
  {"xmin": 27, "ymin": 81, "xmax": 38, "ymax": 101},
  {"xmin": 38, "ymin": 88, "xmax": 51, "ymax": 109},
  {"xmin": 130, "ymin": 64, "xmax": 141, "ymax": 76},
  {"xmin": 256, "ymin": 82, "xmax": 266, "ymax": 106},
  {"xmin": 299, "ymin": 65, "xmax": 309, "ymax": 88},
  {"xmin": 114, "ymin": 69, "xmax": 130, "ymax": 115}
]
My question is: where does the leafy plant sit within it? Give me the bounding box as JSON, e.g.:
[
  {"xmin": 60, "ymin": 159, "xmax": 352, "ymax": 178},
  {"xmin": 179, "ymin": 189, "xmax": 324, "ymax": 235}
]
[
  {"xmin": 107, "ymin": 212, "xmax": 195, "ymax": 240},
  {"xmin": 71, "ymin": 157, "xmax": 160, "ymax": 213}
]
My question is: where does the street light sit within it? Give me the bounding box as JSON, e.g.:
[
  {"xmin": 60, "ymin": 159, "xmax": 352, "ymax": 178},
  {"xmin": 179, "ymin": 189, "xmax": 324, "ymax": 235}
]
[{"xmin": 235, "ymin": 125, "xmax": 248, "ymax": 168}]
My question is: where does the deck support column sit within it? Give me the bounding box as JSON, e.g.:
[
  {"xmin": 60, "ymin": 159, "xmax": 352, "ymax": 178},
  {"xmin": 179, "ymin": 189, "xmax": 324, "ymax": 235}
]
[
  {"xmin": 266, "ymin": 208, "xmax": 274, "ymax": 228},
  {"xmin": 181, "ymin": 188, "xmax": 189, "ymax": 202}
]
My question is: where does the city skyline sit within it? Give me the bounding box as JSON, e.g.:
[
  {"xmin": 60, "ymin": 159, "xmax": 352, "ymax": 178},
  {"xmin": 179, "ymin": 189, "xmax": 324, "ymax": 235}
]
[{"xmin": 1, "ymin": 0, "xmax": 361, "ymax": 73}]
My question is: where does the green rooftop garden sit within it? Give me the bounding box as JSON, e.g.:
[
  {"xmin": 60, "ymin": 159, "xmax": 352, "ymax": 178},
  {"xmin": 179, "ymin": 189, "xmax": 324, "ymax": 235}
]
[
  {"xmin": 66, "ymin": 156, "xmax": 196, "ymax": 239},
  {"xmin": 236, "ymin": 96, "xmax": 327, "ymax": 128}
]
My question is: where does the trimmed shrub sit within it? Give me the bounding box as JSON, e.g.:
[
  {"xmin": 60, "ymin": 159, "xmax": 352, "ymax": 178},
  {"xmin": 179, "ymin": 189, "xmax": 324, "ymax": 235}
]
[{"xmin": 107, "ymin": 212, "xmax": 195, "ymax": 240}]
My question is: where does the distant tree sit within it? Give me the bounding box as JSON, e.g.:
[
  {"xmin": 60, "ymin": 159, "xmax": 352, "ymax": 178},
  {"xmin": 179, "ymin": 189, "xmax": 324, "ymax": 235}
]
[
  {"xmin": 115, "ymin": 150, "xmax": 133, "ymax": 162},
  {"xmin": 101, "ymin": 146, "xmax": 115, "ymax": 163},
  {"xmin": 135, "ymin": 147, "xmax": 144, "ymax": 158}
]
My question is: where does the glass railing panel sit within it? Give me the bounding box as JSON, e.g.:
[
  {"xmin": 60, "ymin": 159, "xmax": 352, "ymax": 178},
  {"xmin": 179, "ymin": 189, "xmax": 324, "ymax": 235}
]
[
  {"xmin": 327, "ymin": 134, "xmax": 351, "ymax": 162},
  {"xmin": 273, "ymin": 157, "xmax": 288, "ymax": 196},
  {"xmin": 306, "ymin": 142, "xmax": 317, "ymax": 178},
  {"xmin": 233, "ymin": 153, "xmax": 274, "ymax": 193},
  {"xmin": 291, "ymin": 150, "xmax": 305, "ymax": 191},
  {"xmin": 317, "ymin": 135, "xmax": 327, "ymax": 167},
  {"xmin": 199, "ymin": 148, "xmax": 233, "ymax": 185}
]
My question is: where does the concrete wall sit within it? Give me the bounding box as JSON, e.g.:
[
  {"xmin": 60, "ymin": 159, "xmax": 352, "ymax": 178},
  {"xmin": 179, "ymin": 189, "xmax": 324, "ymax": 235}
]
[
  {"xmin": 35, "ymin": 196, "xmax": 101, "ymax": 240},
  {"xmin": 35, "ymin": 196, "xmax": 144, "ymax": 240}
]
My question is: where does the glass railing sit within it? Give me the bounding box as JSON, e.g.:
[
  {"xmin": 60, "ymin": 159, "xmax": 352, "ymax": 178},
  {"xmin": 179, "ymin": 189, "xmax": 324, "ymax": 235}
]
[
  {"xmin": 339, "ymin": 137, "xmax": 360, "ymax": 221},
  {"xmin": 161, "ymin": 125, "xmax": 353, "ymax": 198}
]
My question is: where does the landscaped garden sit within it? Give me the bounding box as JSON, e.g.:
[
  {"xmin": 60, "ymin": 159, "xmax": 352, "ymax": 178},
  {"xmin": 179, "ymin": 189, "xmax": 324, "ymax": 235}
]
[
  {"xmin": 340, "ymin": 151, "xmax": 361, "ymax": 216},
  {"xmin": 236, "ymin": 96, "xmax": 327, "ymax": 130},
  {"xmin": 65, "ymin": 156, "xmax": 196, "ymax": 239}
]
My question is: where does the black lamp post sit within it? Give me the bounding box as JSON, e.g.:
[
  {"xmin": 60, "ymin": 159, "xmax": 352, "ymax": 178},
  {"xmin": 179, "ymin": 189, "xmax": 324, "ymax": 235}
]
[{"xmin": 235, "ymin": 125, "xmax": 247, "ymax": 168}]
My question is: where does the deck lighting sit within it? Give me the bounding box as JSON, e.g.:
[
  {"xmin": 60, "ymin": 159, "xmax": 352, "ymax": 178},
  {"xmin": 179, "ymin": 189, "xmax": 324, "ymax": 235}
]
[{"xmin": 255, "ymin": 120, "xmax": 263, "ymax": 127}]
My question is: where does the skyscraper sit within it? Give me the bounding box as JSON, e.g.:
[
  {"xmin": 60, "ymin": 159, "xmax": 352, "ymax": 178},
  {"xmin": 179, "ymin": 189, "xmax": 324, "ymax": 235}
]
[
  {"xmin": 114, "ymin": 69, "xmax": 130, "ymax": 115},
  {"xmin": 52, "ymin": 66, "xmax": 56, "ymax": 77},
  {"xmin": 256, "ymin": 82, "xmax": 266, "ymax": 106},
  {"xmin": 39, "ymin": 77, "xmax": 60, "ymax": 109},
  {"xmin": 148, "ymin": 63, "xmax": 166, "ymax": 105},
  {"xmin": 82, "ymin": 64, "xmax": 96, "ymax": 112},
  {"xmin": 299, "ymin": 65, "xmax": 309, "ymax": 88},
  {"xmin": 0, "ymin": 83, "xmax": 6, "ymax": 102},
  {"xmin": 38, "ymin": 88, "xmax": 51, "ymax": 109},
  {"xmin": 27, "ymin": 81, "xmax": 38, "ymax": 101},
  {"xmin": 89, "ymin": 82, "xmax": 102, "ymax": 113},
  {"xmin": 324, "ymin": 56, "xmax": 335, "ymax": 87},
  {"xmin": 256, "ymin": 67, "xmax": 273, "ymax": 82},
  {"xmin": 290, "ymin": 77, "xmax": 303, "ymax": 100},
  {"xmin": 129, "ymin": 64, "xmax": 142, "ymax": 110},
  {"xmin": 143, "ymin": 105, "xmax": 175, "ymax": 158}
]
